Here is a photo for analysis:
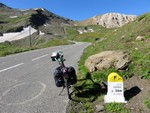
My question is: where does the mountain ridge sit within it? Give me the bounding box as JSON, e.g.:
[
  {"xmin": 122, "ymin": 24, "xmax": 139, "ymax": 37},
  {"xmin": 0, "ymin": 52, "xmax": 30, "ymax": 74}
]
[
  {"xmin": 0, "ymin": 2, "xmax": 73, "ymax": 35},
  {"xmin": 0, "ymin": 2, "xmax": 12, "ymax": 9},
  {"xmin": 0, "ymin": 2, "xmax": 138, "ymax": 30}
]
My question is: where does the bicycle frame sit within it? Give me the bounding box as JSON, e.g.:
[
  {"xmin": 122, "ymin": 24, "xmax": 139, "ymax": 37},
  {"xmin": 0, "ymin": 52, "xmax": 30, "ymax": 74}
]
[{"xmin": 51, "ymin": 51, "xmax": 71, "ymax": 99}]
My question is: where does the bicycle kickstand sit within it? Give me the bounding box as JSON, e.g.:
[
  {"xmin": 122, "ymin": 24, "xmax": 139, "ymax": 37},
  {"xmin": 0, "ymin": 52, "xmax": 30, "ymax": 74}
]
[{"xmin": 59, "ymin": 86, "xmax": 65, "ymax": 96}]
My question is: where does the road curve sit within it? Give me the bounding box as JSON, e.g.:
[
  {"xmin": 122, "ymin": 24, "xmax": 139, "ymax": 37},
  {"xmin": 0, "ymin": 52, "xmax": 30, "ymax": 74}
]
[{"xmin": 0, "ymin": 42, "xmax": 90, "ymax": 113}]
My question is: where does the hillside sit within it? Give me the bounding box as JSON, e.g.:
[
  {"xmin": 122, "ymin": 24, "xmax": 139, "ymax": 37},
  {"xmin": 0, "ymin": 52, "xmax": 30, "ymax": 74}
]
[
  {"xmin": 67, "ymin": 12, "xmax": 150, "ymax": 113},
  {"xmin": 0, "ymin": 2, "xmax": 75, "ymax": 48},
  {"xmin": 77, "ymin": 13, "xmax": 137, "ymax": 28},
  {"xmin": 0, "ymin": 2, "xmax": 73, "ymax": 35},
  {"xmin": 0, "ymin": 3, "xmax": 75, "ymax": 56},
  {"xmin": 0, "ymin": 3, "xmax": 138, "ymax": 44}
]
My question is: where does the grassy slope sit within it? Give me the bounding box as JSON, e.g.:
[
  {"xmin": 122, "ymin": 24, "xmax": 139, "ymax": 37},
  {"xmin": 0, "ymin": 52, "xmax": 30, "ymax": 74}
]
[
  {"xmin": 78, "ymin": 13, "xmax": 150, "ymax": 79},
  {"xmin": 0, "ymin": 9, "xmax": 74, "ymax": 56},
  {"xmin": 0, "ymin": 37, "xmax": 73, "ymax": 57},
  {"xmin": 0, "ymin": 10, "xmax": 35, "ymax": 32},
  {"xmin": 67, "ymin": 13, "xmax": 150, "ymax": 113}
]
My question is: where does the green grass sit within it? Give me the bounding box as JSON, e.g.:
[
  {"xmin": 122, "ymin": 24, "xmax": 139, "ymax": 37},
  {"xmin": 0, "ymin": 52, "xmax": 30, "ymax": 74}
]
[
  {"xmin": 76, "ymin": 13, "xmax": 150, "ymax": 79},
  {"xmin": 65, "ymin": 27, "xmax": 79, "ymax": 39},
  {"xmin": 6, "ymin": 12, "xmax": 33, "ymax": 24},
  {"xmin": 0, "ymin": 11, "xmax": 35, "ymax": 32},
  {"xmin": 105, "ymin": 103, "xmax": 130, "ymax": 113},
  {"xmin": 71, "ymin": 25, "xmax": 115, "ymax": 42},
  {"xmin": 145, "ymin": 98, "xmax": 150, "ymax": 109},
  {"xmin": 0, "ymin": 43, "xmax": 31, "ymax": 56},
  {"xmin": 41, "ymin": 38, "xmax": 73, "ymax": 47}
]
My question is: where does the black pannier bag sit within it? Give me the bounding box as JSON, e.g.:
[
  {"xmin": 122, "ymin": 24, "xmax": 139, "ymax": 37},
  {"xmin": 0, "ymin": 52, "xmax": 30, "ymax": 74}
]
[
  {"xmin": 67, "ymin": 66, "xmax": 77, "ymax": 85},
  {"xmin": 54, "ymin": 67, "xmax": 64, "ymax": 87}
]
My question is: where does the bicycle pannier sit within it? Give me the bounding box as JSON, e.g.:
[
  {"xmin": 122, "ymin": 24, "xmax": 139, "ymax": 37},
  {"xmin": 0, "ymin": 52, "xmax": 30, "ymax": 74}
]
[
  {"xmin": 54, "ymin": 67, "xmax": 64, "ymax": 87},
  {"xmin": 68, "ymin": 66, "xmax": 77, "ymax": 85}
]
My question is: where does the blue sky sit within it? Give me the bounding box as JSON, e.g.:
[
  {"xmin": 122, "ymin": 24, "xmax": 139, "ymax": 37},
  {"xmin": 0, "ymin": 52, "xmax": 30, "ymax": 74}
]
[{"xmin": 0, "ymin": 0, "xmax": 150, "ymax": 21}]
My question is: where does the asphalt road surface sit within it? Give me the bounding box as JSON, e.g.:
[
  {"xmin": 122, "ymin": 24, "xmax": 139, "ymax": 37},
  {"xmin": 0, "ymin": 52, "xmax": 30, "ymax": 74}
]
[{"xmin": 0, "ymin": 42, "xmax": 90, "ymax": 113}]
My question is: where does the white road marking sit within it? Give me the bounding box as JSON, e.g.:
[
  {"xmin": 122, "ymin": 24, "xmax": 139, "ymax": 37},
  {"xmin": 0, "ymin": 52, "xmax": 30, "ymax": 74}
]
[
  {"xmin": 13, "ymin": 81, "xmax": 46, "ymax": 105},
  {"xmin": 0, "ymin": 83, "xmax": 25, "ymax": 101},
  {"xmin": 0, "ymin": 63, "xmax": 24, "ymax": 73},
  {"xmin": 0, "ymin": 81, "xmax": 46, "ymax": 105},
  {"xmin": 32, "ymin": 54, "xmax": 48, "ymax": 61}
]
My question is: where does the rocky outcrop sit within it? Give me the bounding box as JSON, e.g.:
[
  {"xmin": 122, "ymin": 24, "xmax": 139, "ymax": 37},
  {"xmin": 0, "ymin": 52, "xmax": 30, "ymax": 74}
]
[
  {"xmin": 136, "ymin": 36, "xmax": 145, "ymax": 41},
  {"xmin": 78, "ymin": 13, "xmax": 137, "ymax": 28},
  {"xmin": 85, "ymin": 50, "xmax": 131, "ymax": 72}
]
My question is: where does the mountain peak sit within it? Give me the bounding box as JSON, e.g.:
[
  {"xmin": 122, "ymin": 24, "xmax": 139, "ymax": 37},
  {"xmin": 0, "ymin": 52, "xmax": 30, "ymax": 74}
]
[
  {"xmin": 0, "ymin": 2, "xmax": 12, "ymax": 9},
  {"xmin": 31, "ymin": 8, "xmax": 46, "ymax": 11},
  {"xmin": 78, "ymin": 13, "xmax": 137, "ymax": 28}
]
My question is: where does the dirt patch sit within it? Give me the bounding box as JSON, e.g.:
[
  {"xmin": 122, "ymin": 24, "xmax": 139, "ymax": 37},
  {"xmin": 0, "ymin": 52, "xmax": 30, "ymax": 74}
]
[{"xmin": 124, "ymin": 76, "xmax": 150, "ymax": 113}]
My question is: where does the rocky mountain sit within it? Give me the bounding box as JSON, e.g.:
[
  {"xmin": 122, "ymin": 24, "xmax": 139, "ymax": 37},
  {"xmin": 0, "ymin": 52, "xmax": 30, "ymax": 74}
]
[
  {"xmin": 77, "ymin": 13, "xmax": 137, "ymax": 28},
  {"xmin": 0, "ymin": 2, "xmax": 74, "ymax": 35}
]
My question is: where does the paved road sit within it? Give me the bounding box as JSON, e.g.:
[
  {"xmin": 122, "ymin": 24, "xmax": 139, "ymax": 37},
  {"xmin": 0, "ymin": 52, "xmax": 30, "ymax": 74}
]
[{"xmin": 0, "ymin": 42, "xmax": 90, "ymax": 113}]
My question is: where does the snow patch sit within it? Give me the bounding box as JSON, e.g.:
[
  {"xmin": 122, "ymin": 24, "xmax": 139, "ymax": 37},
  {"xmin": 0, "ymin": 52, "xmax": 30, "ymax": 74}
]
[
  {"xmin": 0, "ymin": 26, "xmax": 37, "ymax": 43},
  {"xmin": 9, "ymin": 16, "xmax": 18, "ymax": 18},
  {"xmin": 39, "ymin": 31, "xmax": 45, "ymax": 35},
  {"xmin": 78, "ymin": 30, "xmax": 83, "ymax": 34},
  {"xmin": 41, "ymin": 8, "xmax": 45, "ymax": 11},
  {"xmin": 88, "ymin": 29, "xmax": 94, "ymax": 32},
  {"xmin": 32, "ymin": 8, "xmax": 45, "ymax": 11},
  {"xmin": 77, "ymin": 28, "xmax": 94, "ymax": 34},
  {"xmin": 20, "ymin": 9, "xmax": 29, "ymax": 11},
  {"xmin": 44, "ymin": 23, "xmax": 50, "ymax": 27}
]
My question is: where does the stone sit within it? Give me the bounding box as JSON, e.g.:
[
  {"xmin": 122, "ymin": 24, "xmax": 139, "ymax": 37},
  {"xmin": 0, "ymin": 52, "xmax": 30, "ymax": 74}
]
[
  {"xmin": 85, "ymin": 50, "xmax": 131, "ymax": 72},
  {"xmin": 136, "ymin": 36, "xmax": 145, "ymax": 41},
  {"xmin": 96, "ymin": 105, "xmax": 105, "ymax": 112}
]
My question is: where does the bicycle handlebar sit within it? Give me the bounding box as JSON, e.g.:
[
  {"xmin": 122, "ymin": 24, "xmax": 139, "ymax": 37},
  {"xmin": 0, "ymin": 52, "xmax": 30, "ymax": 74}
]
[{"xmin": 51, "ymin": 51, "xmax": 65, "ymax": 67}]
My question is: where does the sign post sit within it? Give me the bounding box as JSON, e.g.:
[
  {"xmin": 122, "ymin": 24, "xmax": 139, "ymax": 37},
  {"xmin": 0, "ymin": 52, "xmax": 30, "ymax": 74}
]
[{"xmin": 104, "ymin": 72, "xmax": 127, "ymax": 103}]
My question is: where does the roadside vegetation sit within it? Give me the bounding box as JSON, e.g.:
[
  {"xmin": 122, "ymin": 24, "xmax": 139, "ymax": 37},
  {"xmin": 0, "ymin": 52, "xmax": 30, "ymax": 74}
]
[
  {"xmin": 66, "ymin": 13, "xmax": 150, "ymax": 113},
  {"xmin": 145, "ymin": 94, "xmax": 150, "ymax": 110},
  {"xmin": 0, "ymin": 37, "xmax": 73, "ymax": 57}
]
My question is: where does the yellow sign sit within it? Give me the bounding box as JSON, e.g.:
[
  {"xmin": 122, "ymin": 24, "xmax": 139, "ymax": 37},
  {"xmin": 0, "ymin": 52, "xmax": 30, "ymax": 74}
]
[
  {"xmin": 108, "ymin": 72, "xmax": 123, "ymax": 82},
  {"xmin": 104, "ymin": 72, "xmax": 126, "ymax": 103}
]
